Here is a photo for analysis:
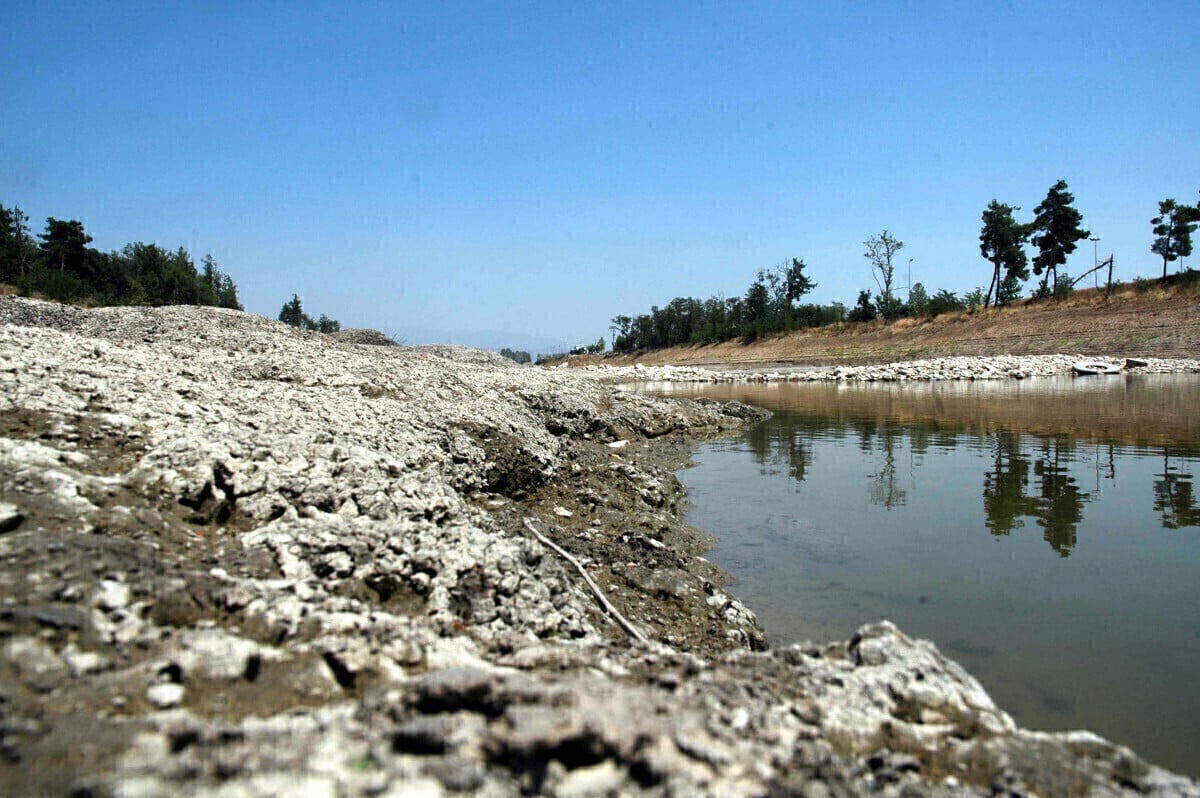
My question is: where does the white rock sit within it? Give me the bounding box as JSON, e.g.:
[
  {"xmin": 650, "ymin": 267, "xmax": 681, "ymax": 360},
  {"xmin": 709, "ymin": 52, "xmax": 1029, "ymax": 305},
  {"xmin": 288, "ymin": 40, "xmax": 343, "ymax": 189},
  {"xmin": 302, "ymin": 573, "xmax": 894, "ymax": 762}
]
[
  {"xmin": 146, "ymin": 682, "xmax": 184, "ymax": 708},
  {"xmin": 94, "ymin": 578, "xmax": 131, "ymax": 612}
]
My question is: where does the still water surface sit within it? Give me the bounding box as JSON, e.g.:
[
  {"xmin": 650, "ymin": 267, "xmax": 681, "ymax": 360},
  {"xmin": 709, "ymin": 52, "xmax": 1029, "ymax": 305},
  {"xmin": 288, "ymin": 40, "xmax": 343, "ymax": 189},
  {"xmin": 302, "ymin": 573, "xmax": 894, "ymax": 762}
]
[{"xmin": 648, "ymin": 375, "xmax": 1200, "ymax": 777}]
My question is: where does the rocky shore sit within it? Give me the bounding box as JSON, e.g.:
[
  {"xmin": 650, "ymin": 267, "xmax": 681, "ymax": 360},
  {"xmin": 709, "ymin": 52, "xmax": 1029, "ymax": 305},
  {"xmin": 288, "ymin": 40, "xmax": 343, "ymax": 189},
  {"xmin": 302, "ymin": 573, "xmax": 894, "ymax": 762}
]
[
  {"xmin": 574, "ymin": 354, "xmax": 1200, "ymax": 384},
  {"xmin": 1, "ymin": 295, "xmax": 1196, "ymax": 796}
]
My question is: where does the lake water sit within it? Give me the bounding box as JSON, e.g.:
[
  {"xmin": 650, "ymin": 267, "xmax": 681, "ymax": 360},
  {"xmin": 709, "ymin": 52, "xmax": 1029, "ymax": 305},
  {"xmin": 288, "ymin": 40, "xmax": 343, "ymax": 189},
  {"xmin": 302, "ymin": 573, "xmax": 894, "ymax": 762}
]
[{"xmin": 647, "ymin": 375, "xmax": 1200, "ymax": 777}]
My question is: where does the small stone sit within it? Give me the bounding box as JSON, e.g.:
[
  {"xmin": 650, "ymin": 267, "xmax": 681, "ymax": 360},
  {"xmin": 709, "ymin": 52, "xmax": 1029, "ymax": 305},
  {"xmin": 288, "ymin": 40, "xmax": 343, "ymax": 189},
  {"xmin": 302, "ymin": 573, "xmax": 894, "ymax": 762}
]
[
  {"xmin": 94, "ymin": 578, "xmax": 131, "ymax": 612},
  {"xmin": 0, "ymin": 502, "xmax": 23, "ymax": 533},
  {"xmin": 553, "ymin": 506, "xmax": 573, "ymax": 518},
  {"xmin": 146, "ymin": 682, "xmax": 184, "ymax": 708},
  {"xmin": 555, "ymin": 759, "xmax": 625, "ymax": 798},
  {"xmin": 5, "ymin": 637, "xmax": 69, "ymax": 692}
]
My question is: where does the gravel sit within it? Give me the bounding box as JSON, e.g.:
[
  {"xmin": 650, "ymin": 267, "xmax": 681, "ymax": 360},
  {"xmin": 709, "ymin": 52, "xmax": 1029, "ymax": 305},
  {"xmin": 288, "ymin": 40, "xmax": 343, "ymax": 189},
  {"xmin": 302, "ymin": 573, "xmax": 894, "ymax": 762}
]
[{"xmin": 1, "ymin": 295, "xmax": 1195, "ymax": 796}]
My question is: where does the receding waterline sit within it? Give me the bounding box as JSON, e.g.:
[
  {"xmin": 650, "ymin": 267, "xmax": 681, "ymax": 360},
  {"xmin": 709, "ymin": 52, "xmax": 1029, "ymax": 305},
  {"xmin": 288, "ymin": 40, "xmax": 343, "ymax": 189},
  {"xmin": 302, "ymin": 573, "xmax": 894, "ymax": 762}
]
[{"xmin": 649, "ymin": 374, "xmax": 1200, "ymax": 778}]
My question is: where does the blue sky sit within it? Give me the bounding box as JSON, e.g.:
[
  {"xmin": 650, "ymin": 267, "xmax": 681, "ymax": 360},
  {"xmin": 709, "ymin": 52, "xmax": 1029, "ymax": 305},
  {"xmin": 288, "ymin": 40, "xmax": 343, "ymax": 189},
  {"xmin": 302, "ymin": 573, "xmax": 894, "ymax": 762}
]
[{"xmin": 4, "ymin": 1, "xmax": 1198, "ymax": 351}]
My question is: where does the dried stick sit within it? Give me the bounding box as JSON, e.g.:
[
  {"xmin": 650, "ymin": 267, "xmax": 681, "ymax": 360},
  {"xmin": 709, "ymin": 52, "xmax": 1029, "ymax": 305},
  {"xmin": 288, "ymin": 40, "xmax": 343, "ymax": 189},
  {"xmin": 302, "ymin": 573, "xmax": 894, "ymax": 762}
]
[{"xmin": 522, "ymin": 518, "xmax": 648, "ymax": 643}]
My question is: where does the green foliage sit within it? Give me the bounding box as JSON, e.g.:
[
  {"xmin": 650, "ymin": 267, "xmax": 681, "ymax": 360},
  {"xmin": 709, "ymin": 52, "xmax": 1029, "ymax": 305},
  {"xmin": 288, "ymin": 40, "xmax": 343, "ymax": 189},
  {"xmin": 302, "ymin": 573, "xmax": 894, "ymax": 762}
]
[
  {"xmin": 979, "ymin": 200, "xmax": 1030, "ymax": 307},
  {"xmin": 1053, "ymin": 273, "xmax": 1073, "ymax": 300},
  {"xmin": 996, "ymin": 273, "xmax": 1024, "ymax": 306},
  {"xmin": 781, "ymin": 257, "xmax": 817, "ymax": 303},
  {"xmin": 964, "ymin": 287, "xmax": 986, "ymax": 312},
  {"xmin": 907, "ymin": 283, "xmax": 930, "ymax": 317},
  {"xmin": 279, "ymin": 294, "xmax": 305, "ymax": 327},
  {"xmin": 278, "ymin": 294, "xmax": 341, "ymax": 333},
  {"xmin": 1151, "ymin": 198, "xmax": 1197, "ymax": 279},
  {"xmin": 849, "ymin": 289, "xmax": 877, "ymax": 322},
  {"xmin": 0, "ymin": 204, "xmax": 35, "ymax": 283},
  {"xmin": 1030, "ymin": 180, "xmax": 1089, "ymax": 298},
  {"xmin": 498, "ymin": 347, "xmax": 532, "ymax": 364},
  {"xmin": 874, "ymin": 292, "xmax": 905, "ymax": 320},
  {"xmin": 928, "ymin": 289, "xmax": 965, "ymax": 317},
  {"xmin": 1, "ymin": 202, "xmax": 243, "ymax": 310},
  {"xmin": 38, "ymin": 218, "xmax": 93, "ymax": 278},
  {"xmin": 1161, "ymin": 267, "xmax": 1200, "ymax": 288},
  {"xmin": 608, "ymin": 257, "xmax": 842, "ymax": 352}
]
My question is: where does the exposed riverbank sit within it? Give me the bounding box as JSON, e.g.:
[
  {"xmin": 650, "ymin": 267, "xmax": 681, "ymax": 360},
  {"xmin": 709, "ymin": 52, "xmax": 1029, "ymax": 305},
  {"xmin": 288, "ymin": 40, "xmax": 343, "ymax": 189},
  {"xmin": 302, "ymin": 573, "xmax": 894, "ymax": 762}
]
[
  {"xmin": 2, "ymin": 296, "xmax": 1196, "ymax": 796},
  {"xmin": 582, "ymin": 283, "xmax": 1200, "ymax": 369}
]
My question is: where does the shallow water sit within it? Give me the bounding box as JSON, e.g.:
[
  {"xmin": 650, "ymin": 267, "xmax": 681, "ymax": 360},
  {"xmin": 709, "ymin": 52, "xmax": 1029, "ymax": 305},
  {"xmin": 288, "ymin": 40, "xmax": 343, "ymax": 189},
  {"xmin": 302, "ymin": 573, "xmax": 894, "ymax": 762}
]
[{"xmin": 650, "ymin": 374, "xmax": 1200, "ymax": 777}]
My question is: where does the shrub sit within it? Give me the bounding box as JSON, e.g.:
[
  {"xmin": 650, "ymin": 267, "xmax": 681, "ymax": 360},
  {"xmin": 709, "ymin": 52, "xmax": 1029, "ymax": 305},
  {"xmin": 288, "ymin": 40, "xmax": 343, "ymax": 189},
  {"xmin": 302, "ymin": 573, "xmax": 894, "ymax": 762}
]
[
  {"xmin": 1052, "ymin": 274, "xmax": 1073, "ymax": 300},
  {"xmin": 964, "ymin": 287, "xmax": 986, "ymax": 312}
]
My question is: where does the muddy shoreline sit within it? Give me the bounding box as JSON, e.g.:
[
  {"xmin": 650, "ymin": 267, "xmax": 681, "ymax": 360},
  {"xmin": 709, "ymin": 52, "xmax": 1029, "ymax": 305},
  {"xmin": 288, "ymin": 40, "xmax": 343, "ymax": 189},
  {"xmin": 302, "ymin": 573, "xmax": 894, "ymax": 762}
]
[{"xmin": 2, "ymin": 296, "xmax": 1196, "ymax": 796}]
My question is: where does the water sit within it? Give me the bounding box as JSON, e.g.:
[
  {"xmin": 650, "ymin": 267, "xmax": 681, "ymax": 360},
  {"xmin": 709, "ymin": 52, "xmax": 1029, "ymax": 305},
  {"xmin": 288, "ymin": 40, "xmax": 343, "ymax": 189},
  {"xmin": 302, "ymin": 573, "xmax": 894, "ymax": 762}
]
[{"xmin": 648, "ymin": 375, "xmax": 1200, "ymax": 777}]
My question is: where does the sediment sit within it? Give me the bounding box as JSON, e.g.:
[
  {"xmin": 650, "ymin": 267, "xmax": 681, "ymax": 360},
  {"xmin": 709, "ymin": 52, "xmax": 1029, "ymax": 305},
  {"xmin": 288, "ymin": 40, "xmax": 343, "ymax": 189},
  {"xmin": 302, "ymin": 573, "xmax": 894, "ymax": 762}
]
[
  {"xmin": 577, "ymin": 354, "xmax": 1200, "ymax": 384},
  {"xmin": 1, "ymin": 295, "xmax": 1195, "ymax": 797}
]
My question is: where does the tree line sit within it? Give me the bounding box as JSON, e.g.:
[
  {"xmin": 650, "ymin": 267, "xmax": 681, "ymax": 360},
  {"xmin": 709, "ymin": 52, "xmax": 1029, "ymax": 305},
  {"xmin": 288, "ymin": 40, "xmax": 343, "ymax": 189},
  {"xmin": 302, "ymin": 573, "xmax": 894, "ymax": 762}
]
[
  {"xmin": 0, "ymin": 203, "xmax": 242, "ymax": 310},
  {"xmin": 607, "ymin": 181, "xmax": 1200, "ymax": 353}
]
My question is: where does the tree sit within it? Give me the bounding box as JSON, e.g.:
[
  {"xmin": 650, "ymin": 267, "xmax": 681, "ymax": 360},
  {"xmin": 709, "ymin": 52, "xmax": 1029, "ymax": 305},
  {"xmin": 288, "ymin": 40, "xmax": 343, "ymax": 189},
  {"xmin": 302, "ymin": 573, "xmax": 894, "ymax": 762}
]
[
  {"xmin": 783, "ymin": 257, "xmax": 817, "ymax": 304},
  {"xmin": 279, "ymin": 294, "xmax": 306, "ymax": 328},
  {"xmin": 849, "ymin": 289, "xmax": 877, "ymax": 322},
  {"xmin": 743, "ymin": 278, "xmax": 770, "ymax": 336},
  {"xmin": 316, "ymin": 313, "xmax": 341, "ymax": 333},
  {"xmin": 1151, "ymin": 199, "xmax": 1197, "ymax": 278},
  {"xmin": 216, "ymin": 273, "xmax": 242, "ymax": 310},
  {"xmin": 499, "ymin": 348, "xmax": 531, "ymax": 364},
  {"xmin": 907, "ymin": 282, "xmax": 929, "ymax": 317},
  {"xmin": 928, "ymin": 288, "xmax": 964, "ymax": 317},
  {"xmin": 979, "ymin": 200, "xmax": 1030, "ymax": 308},
  {"xmin": 38, "ymin": 218, "xmax": 94, "ymax": 277},
  {"xmin": 197, "ymin": 254, "xmax": 221, "ymax": 306},
  {"xmin": 863, "ymin": 230, "xmax": 904, "ymax": 318},
  {"xmin": 0, "ymin": 204, "xmax": 34, "ymax": 281},
  {"xmin": 1029, "ymin": 180, "xmax": 1089, "ymax": 297}
]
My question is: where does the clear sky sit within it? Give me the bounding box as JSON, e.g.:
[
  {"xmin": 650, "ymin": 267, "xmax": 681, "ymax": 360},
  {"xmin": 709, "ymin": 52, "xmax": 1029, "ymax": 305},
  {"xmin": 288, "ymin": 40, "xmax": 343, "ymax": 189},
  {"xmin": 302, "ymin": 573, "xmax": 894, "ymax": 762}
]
[{"xmin": 4, "ymin": 1, "xmax": 1198, "ymax": 352}]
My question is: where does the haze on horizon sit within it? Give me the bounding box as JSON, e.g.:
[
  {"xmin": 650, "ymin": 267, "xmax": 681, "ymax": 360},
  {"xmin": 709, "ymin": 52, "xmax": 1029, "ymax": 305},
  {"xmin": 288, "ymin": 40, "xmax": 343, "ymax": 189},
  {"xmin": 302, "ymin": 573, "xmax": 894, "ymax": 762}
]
[{"xmin": 3, "ymin": 2, "xmax": 1197, "ymax": 351}]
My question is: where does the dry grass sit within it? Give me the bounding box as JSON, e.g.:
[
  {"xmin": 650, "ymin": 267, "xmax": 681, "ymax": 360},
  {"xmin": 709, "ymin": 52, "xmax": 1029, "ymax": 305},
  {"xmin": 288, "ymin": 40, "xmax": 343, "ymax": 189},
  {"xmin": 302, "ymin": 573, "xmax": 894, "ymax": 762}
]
[{"xmin": 593, "ymin": 280, "xmax": 1200, "ymax": 368}]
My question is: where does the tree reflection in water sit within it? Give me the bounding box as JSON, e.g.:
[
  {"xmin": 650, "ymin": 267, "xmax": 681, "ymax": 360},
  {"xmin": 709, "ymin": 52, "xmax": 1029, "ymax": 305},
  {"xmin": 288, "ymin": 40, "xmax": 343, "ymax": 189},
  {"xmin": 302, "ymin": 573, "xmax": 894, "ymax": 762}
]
[
  {"xmin": 982, "ymin": 432, "xmax": 1037, "ymax": 536},
  {"xmin": 1030, "ymin": 438, "xmax": 1087, "ymax": 556},
  {"xmin": 743, "ymin": 419, "xmax": 1200, "ymax": 557},
  {"xmin": 1154, "ymin": 449, "xmax": 1200, "ymax": 529}
]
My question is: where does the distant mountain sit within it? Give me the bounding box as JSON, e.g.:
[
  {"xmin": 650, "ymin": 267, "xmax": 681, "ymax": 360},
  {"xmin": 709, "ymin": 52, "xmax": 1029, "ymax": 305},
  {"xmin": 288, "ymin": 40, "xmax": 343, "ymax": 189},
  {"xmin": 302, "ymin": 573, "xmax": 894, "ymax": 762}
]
[{"xmin": 384, "ymin": 325, "xmax": 573, "ymax": 359}]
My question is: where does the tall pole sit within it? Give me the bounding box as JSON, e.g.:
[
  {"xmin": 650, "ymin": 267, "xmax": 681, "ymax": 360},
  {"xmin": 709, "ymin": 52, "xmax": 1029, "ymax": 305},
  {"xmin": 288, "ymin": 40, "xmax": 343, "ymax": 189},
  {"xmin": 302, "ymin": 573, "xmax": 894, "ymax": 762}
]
[
  {"xmin": 1090, "ymin": 236, "xmax": 1100, "ymax": 288},
  {"xmin": 907, "ymin": 258, "xmax": 913, "ymax": 298}
]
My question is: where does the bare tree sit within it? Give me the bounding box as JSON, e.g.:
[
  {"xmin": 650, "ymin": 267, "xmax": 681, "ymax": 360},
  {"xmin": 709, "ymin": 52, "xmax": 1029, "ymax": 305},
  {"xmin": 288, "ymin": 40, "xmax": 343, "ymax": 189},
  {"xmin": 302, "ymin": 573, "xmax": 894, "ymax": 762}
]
[{"xmin": 863, "ymin": 230, "xmax": 904, "ymax": 318}]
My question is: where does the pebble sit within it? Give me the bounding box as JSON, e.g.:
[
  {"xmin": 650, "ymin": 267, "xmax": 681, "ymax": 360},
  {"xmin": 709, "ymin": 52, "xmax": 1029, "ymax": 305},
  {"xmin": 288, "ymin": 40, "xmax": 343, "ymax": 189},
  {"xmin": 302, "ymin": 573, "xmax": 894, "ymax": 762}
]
[
  {"xmin": 146, "ymin": 682, "xmax": 184, "ymax": 709},
  {"xmin": 0, "ymin": 501, "xmax": 23, "ymax": 533},
  {"xmin": 586, "ymin": 354, "xmax": 1200, "ymax": 384}
]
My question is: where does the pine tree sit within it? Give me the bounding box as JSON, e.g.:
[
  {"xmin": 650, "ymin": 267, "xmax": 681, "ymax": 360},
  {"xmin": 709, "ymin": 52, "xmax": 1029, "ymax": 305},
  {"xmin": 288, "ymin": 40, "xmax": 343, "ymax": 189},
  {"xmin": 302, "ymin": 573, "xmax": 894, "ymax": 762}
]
[
  {"xmin": 279, "ymin": 294, "xmax": 306, "ymax": 327},
  {"xmin": 979, "ymin": 200, "xmax": 1029, "ymax": 308},
  {"xmin": 1151, "ymin": 199, "xmax": 1197, "ymax": 278},
  {"xmin": 1029, "ymin": 181, "xmax": 1089, "ymax": 297}
]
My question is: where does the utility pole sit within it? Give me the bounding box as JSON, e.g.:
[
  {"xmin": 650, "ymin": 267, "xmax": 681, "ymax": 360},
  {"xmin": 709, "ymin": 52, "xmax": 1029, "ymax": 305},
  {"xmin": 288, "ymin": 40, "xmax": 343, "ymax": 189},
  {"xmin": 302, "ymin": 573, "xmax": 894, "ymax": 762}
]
[
  {"xmin": 1090, "ymin": 236, "xmax": 1100, "ymax": 289},
  {"xmin": 907, "ymin": 258, "xmax": 913, "ymax": 298}
]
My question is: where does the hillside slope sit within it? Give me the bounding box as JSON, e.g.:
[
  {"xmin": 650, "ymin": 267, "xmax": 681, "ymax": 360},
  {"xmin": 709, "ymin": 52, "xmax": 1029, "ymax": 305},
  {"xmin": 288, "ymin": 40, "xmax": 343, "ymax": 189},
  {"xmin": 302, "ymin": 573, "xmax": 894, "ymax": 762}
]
[{"xmin": 598, "ymin": 284, "xmax": 1200, "ymax": 368}]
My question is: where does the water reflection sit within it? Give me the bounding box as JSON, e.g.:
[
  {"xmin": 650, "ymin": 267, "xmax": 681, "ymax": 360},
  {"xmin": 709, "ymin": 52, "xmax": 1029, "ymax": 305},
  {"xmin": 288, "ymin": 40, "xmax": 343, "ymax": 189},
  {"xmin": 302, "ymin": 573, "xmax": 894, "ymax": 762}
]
[
  {"xmin": 1155, "ymin": 449, "xmax": 1200, "ymax": 529},
  {"xmin": 650, "ymin": 375, "xmax": 1200, "ymax": 776},
  {"xmin": 647, "ymin": 375, "xmax": 1200, "ymax": 557},
  {"xmin": 744, "ymin": 418, "xmax": 1199, "ymax": 556}
]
